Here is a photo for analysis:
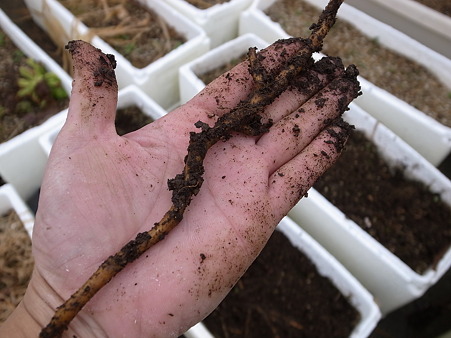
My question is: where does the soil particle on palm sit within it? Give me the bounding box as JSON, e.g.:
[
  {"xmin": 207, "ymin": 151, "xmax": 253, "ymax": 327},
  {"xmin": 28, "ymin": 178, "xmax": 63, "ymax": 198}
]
[
  {"xmin": 58, "ymin": 0, "xmax": 186, "ymax": 68},
  {"xmin": 0, "ymin": 210, "xmax": 34, "ymax": 323},
  {"xmin": 314, "ymin": 131, "xmax": 451, "ymax": 274},
  {"xmin": 204, "ymin": 230, "xmax": 360, "ymax": 337},
  {"xmin": 265, "ymin": 0, "xmax": 451, "ymax": 127},
  {"xmin": 184, "ymin": 0, "xmax": 231, "ymax": 10}
]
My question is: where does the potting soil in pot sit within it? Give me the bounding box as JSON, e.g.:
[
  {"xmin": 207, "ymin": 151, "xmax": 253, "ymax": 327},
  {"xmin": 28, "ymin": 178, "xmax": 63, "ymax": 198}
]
[
  {"xmin": 314, "ymin": 131, "xmax": 451, "ymax": 274},
  {"xmin": 265, "ymin": 0, "xmax": 451, "ymax": 128},
  {"xmin": 58, "ymin": 0, "xmax": 186, "ymax": 68},
  {"xmin": 115, "ymin": 105, "xmax": 154, "ymax": 136},
  {"xmin": 0, "ymin": 210, "xmax": 34, "ymax": 323},
  {"xmin": 184, "ymin": 0, "xmax": 231, "ymax": 10},
  {"xmin": 0, "ymin": 27, "xmax": 69, "ymax": 143},
  {"xmin": 203, "ymin": 230, "xmax": 360, "ymax": 337}
]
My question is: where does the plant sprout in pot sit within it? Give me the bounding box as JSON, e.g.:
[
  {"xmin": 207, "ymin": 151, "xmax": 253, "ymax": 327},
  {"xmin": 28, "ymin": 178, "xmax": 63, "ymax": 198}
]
[
  {"xmin": 0, "ymin": 28, "xmax": 68, "ymax": 143},
  {"xmin": 0, "ymin": 1, "xmax": 363, "ymax": 337}
]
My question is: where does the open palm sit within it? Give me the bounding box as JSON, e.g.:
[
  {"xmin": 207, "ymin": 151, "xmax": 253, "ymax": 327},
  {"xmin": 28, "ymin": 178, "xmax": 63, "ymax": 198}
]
[{"xmin": 24, "ymin": 40, "xmax": 359, "ymax": 337}]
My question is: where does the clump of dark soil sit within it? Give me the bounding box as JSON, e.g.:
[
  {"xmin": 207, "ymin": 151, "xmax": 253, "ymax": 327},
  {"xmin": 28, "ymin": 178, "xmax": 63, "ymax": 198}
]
[
  {"xmin": 184, "ymin": 0, "xmax": 231, "ymax": 10},
  {"xmin": 314, "ymin": 130, "xmax": 451, "ymax": 274},
  {"xmin": 204, "ymin": 230, "xmax": 360, "ymax": 338},
  {"xmin": 265, "ymin": 0, "xmax": 451, "ymax": 128},
  {"xmin": 0, "ymin": 210, "xmax": 34, "ymax": 323},
  {"xmin": 0, "ymin": 28, "xmax": 68, "ymax": 143},
  {"xmin": 58, "ymin": 0, "xmax": 186, "ymax": 68},
  {"xmin": 115, "ymin": 105, "xmax": 154, "ymax": 136}
]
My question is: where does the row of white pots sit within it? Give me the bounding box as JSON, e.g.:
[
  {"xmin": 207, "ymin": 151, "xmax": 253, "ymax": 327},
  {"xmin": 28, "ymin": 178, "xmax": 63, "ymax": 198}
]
[
  {"xmin": 177, "ymin": 33, "xmax": 451, "ymax": 316},
  {"xmin": 163, "ymin": 0, "xmax": 254, "ymax": 48},
  {"xmin": 239, "ymin": 0, "xmax": 451, "ymax": 167}
]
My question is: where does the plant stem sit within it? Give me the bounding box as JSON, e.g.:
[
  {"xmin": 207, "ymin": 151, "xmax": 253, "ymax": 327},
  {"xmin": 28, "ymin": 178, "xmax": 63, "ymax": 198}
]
[{"xmin": 40, "ymin": 1, "xmax": 345, "ymax": 336}]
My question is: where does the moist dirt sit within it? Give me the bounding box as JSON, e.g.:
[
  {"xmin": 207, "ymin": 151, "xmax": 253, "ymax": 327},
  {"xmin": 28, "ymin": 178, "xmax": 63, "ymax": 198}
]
[
  {"xmin": 184, "ymin": 0, "xmax": 231, "ymax": 10},
  {"xmin": 203, "ymin": 230, "xmax": 360, "ymax": 338},
  {"xmin": 115, "ymin": 105, "xmax": 154, "ymax": 136},
  {"xmin": 314, "ymin": 130, "xmax": 451, "ymax": 274}
]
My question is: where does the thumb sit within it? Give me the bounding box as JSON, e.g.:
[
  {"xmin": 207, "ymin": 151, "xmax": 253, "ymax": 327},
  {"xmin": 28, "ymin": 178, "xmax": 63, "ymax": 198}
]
[{"xmin": 62, "ymin": 40, "xmax": 118, "ymax": 139}]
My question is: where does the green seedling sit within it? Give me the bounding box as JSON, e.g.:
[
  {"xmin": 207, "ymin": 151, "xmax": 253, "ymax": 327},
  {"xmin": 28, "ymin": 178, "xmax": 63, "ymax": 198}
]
[{"xmin": 17, "ymin": 58, "xmax": 67, "ymax": 109}]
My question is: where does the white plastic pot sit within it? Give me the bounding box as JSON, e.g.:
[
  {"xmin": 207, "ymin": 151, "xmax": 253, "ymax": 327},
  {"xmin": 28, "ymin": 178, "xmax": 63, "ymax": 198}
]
[
  {"xmin": 0, "ymin": 184, "xmax": 34, "ymax": 238},
  {"xmin": 24, "ymin": 0, "xmax": 210, "ymax": 109},
  {"xmin": 179, "ymin": 33, "xmax": 269, "ymax": 104},
  {"xmin": 163, "ymin": 0, "xmax": 254, "ymax": 48},
  {"xmin": 239, "ymin": 0, "xmax": 451, "ymax": 166},
  {"xmin": 39, "ymin": 85, "xmax": 168, "ymax": 156},
  {"xmin": 346, "ymin": 0, "xmax": 451, "ymax": 59},
  {"xmin": 192, "ymin": 217, "xmax": 381, "ymax": 338},
  {"xmin": 0, "ymin": 9, "xmax": 72, "ymax": 201},
  {"xmin": 288, "ymin": 103, "xmax": 451, "ymax": 315}
]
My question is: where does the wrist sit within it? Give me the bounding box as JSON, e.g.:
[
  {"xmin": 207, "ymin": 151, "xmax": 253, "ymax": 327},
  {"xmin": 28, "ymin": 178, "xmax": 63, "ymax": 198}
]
[
  {"xmin": 0, "ymin": 270, "xmax": 49, "ymax": 337},
  {"xmin": 0, "ymin": 269, "xmax": 106, "ymax": 338}
]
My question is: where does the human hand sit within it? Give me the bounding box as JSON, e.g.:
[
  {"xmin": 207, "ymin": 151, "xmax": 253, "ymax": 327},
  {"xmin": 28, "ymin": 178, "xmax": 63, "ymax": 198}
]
[{"xmin": 1, "ymin": 39, "xmax": 359, "ymax": 337}]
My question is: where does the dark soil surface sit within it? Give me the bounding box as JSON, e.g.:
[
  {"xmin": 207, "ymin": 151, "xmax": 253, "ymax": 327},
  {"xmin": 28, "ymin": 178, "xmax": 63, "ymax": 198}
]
[
  {"xmin": 413, "ymin": 0, "xmax": 451, "ymax": 16},
  {"xmin": 265, "ymin": 0, "xmax": 451, "ymax": 128},
  {"xmin": 115, "ymin": 105, "xmax": 154, "ymax": 136},
  {"xmin": 184, "ymin": 0, "xmax": 231, "ymax": 10},
  {"xmin": 314, "ymin": 131, "xmax": 451, "ymax": 274},
  {"xmin": 58, "ymin": 0, "xmax": 186, "ymax": 69},
  {"xmin": 204, "ymin": 230, "xmax": 360, "ymax": 338},
  {"xmin": 0, "ymin": 210, "xmax": 34, "ymax": 323},
  {"xmin": 0, "ymin": 27, "xmax": 68, "ymax": 143}
]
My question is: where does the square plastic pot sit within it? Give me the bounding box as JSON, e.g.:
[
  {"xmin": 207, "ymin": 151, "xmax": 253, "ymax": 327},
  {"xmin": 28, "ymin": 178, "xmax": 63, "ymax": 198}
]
[
  {"xmin": 0, "ymin": 184, "xmax": 34, "ymax": 238},
  {"xmin": 39, "ymin": 85, "xmax": 168, "ymax": 156},
  {"xmin": 239, "ymin": 0, "xmax": 451, "ymax": 166},
  {"xmin": 179, "ymin": 33, "xmax": 269, "ymax": 104},
  {"xmin": 163, "ymin": 0, "xmax": 254, "ymax": 48},
  {"xmin": 187, "ymin": 217, "xmax": 381, "ymax": 338},
  {"xmin": 0, "ymin": 9, "xmax": 72, "ymax": 201},
  {"xmin": 288, "ymin": 103, "xmax": 451, "ymax": 315},
  {"xmin": 24, "ymin": 0, "xmax": 210, "ymax": 109}
]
